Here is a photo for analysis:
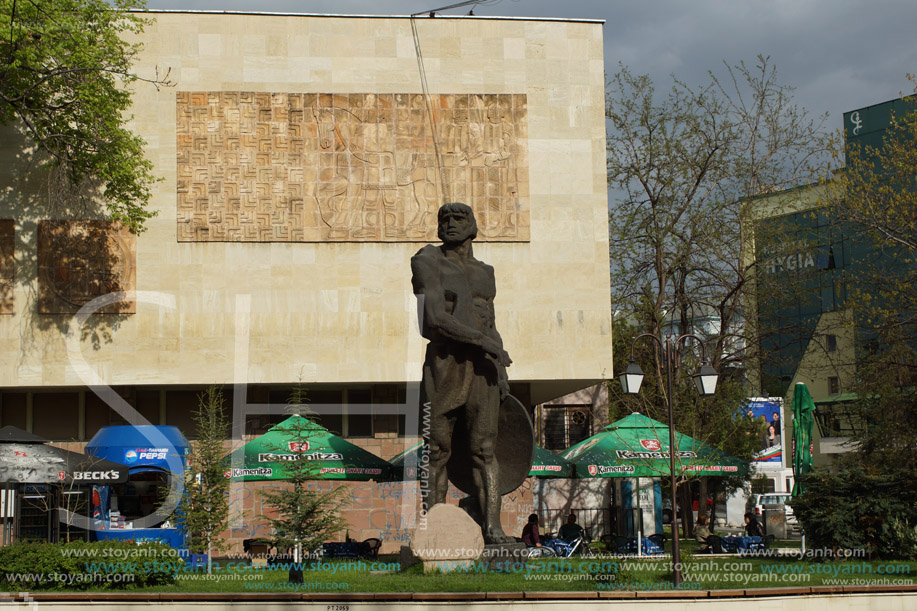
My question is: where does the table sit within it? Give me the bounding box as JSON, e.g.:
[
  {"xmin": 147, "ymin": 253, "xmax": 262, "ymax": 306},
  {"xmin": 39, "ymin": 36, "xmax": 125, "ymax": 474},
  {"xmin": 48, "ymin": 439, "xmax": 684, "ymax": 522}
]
[
  {"xmin": 721, "ymin": 535, "xmax": 765, "ymax": 553},
  {"xmin": 322, "ymin": 541, "xmax": 360, "ymax": 559},
  {"xmin": 606, "ymin": 536, "xmax": 665, "ymax": 555}
]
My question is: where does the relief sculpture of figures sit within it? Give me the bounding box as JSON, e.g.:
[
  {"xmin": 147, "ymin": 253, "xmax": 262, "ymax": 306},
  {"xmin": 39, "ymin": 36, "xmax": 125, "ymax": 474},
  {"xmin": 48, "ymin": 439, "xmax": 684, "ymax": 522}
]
[
  {"xmin": 410, "ymin": 202, "xmax": 514, "ymax": 543},
  {"xmin": 176, "ymin": 92, "xmax": 529, "ymax": 243}
]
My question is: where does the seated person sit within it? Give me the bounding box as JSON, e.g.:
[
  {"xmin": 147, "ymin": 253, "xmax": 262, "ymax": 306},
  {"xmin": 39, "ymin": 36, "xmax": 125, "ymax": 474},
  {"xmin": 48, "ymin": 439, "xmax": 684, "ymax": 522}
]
[
  {"xmin": 744, "ymin": 512, "xmax": 764, "ymax": 538},
  {"xmin": 694, "ymin": 514, "xmax": 723, "ymax": 553},
  {"xmin": 522, "ymin": 513, "xmax": 542, "ymax": 548},
  {"xmin": 558, "ymin": 513, "xmax": 585, "ymax": 543}
]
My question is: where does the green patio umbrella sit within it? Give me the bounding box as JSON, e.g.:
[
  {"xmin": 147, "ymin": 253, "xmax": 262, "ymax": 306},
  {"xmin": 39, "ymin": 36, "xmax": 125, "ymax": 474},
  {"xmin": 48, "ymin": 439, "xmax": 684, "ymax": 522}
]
[
  {"xmin": 790, "ymin": 383, "xmax": 815, "ymax": 496},
  {"xmin": 561, "ymin": 413, "xmax": 748, "ymax": 478},
  {"xmin": 388, "ymin": 441, "xmax": 574, "ymax": 479},
  {"xmin": 529, "ymin": 445, "xmax": 575, "ymax": 478},
  {"xmin": 387, "ymin": 441, "xmax": 424, "ymax": 480},
  {"xmin": 223, "ymin": 415, "xmax": 393, "ymax": 482}
]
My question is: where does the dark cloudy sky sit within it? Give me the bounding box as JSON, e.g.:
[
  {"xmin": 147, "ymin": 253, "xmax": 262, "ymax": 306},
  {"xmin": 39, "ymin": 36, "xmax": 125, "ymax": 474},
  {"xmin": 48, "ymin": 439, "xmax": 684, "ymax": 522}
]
[{"xmin": 143, "ymin": 0, "xmax": 917, "ymax": 133}]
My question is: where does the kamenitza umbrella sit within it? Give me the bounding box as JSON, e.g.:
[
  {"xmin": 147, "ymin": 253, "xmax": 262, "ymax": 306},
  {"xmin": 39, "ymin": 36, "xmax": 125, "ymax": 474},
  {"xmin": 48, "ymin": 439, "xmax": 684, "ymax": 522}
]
[
  {"xmin": 529, "ymin": 445, "xmax": 575, "ymax": 478},
  {"xmin": 561, "ymin": 413, "xmax": 748, "ymax": 478},
  {"xmin": 387, "ymin": 441, "xmax": 424, "ymax": 480},
  {"xmin": 223, "ymin": 415, "xmax": 392, "ymax": 482},
  {"xmin": 791, "ymin": 383, "xmax": 815, "ymax": 496},
  {"xmin": 388, "ymin": 441, "xmax": 574, "ymax": 479}
]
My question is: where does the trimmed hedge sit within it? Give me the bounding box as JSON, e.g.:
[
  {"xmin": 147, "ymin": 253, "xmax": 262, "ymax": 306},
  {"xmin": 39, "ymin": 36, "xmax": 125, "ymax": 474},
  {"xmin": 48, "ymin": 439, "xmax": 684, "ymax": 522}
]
[
  {"xmin": 790, "ymin": 467, "xmax": 917, "ymax": 559},
  {"xmin": 0, "ymin": 540, "xmax": 178, "ymax": 591}
]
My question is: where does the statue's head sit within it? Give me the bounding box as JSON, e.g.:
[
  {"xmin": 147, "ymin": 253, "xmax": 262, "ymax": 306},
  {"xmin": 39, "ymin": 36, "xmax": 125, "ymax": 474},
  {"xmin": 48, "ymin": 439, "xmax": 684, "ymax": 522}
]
[{"xmin": 437, "ymin": 202, "xmax": 477, "ymax": 245}]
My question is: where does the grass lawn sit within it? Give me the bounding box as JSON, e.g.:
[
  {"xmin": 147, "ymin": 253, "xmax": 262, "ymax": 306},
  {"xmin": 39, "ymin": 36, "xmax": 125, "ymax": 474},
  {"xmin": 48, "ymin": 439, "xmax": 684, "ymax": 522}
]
[
  {"xmin": 92, "ymin": 544, "xmax": 917, "ymax": 593},
  {"xmin": 10, "ymin": 539, "xmax": 914, "ymax": 593}
]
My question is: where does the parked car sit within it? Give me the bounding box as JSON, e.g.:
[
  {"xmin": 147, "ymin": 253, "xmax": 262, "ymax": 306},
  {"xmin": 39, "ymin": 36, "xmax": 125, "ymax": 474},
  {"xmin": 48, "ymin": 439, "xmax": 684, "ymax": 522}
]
[{"xmin": 747, "ymin": 492, "xmax": 797, "ymax": 524}]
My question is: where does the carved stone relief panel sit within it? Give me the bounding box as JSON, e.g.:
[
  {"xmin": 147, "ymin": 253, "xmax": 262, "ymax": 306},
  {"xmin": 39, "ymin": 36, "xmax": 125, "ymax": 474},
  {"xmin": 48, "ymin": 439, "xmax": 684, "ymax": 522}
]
[
  {"xmin": 0, "ymin": 220, "xmax": 13, "ymax": 314},
  {"xmin": 37, "ymin": 221, "xmax": 136, "ymax": 314},
  {"xmin": 176, "ymin": 92, "xmax": 529, "ymax": 242}
]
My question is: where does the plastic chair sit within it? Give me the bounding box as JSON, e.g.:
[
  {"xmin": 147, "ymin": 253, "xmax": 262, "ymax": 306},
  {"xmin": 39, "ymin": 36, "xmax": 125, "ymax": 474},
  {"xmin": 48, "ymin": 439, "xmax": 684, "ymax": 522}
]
[
  {"xmin": 641, "ymin": 537, "xmax": 664, "ymax": 555},
  {"xmin": 359, "ymin": 537, "xmax": 381, "ymax": 559},
  {"xmin": 612, "ymin": 535, "xmax": 633, "ymax": 554}
]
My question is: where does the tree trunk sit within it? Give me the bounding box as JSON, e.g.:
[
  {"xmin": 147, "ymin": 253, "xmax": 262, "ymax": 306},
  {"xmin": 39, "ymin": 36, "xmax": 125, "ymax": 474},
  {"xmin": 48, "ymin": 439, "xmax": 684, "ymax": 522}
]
[
  {"xmin": 698, "ymin": 477, "xmax": 709, "ymax": 520},
  {"xmin": 679, "ymin": 484, "xmax": 693, "ymax": 538},
  {"xmin": 289, "ymin": 541, "xmax": 304, "ymax": 583},
  {"xmin": 707, "ymin": 478, "xmax": 717, "ymax": 526}
]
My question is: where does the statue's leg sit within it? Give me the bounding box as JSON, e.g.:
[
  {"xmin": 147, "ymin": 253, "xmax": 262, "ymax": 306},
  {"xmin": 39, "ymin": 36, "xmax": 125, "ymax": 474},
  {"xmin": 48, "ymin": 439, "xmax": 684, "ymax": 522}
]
[
  {"xmin": 422, "ymin": 402, "xmax": 455, "ymax": 510},
  {"xmin": 466, "ymin": 385, "xmax": 512, "ymax": 544}
]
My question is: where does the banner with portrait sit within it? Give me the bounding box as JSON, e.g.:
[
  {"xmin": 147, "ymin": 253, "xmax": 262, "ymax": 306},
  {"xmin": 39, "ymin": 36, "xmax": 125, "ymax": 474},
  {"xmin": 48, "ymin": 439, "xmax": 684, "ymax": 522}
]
[{"xmin": 744, "ymin": 398, "xmax": 785, "ymax": 469}]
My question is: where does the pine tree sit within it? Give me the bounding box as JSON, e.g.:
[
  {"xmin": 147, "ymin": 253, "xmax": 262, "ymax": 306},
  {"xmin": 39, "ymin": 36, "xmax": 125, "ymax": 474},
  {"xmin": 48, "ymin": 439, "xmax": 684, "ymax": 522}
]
[
  {"xmin": 257, "ymin": 386, "xmax": 346, "ymax": 574},
  {"xmin": 175, "ymin": 386, "xmax": 230, "ymax": 574}
]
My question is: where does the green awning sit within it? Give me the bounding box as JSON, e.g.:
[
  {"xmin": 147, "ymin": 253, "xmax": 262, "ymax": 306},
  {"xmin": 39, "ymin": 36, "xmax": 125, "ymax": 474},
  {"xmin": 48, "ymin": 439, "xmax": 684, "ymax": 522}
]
[{"xmin": 813, "ymin": 392, "xmax": 859, "ymax": 403}]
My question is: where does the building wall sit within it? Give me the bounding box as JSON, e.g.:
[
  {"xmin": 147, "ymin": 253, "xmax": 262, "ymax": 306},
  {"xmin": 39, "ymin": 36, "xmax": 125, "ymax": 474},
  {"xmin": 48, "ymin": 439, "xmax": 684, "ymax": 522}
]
[
  {"xmin": 0, "ymin": 12, "xmax": 610, "ymax": 552},
  {"xmin": 750, "ymin": 184, "xmax": 857, "ymax": 468},
  {"xmin": 0, "ymin": 13, "xmax": 612, "ymax": 402}
]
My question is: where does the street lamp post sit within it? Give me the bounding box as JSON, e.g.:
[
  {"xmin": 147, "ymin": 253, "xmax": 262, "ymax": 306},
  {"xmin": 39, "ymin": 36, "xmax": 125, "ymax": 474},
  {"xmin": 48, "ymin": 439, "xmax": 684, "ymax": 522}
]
[{"xmin": 618, "ymin": 333, "xmax": 718, "ymax": 588}]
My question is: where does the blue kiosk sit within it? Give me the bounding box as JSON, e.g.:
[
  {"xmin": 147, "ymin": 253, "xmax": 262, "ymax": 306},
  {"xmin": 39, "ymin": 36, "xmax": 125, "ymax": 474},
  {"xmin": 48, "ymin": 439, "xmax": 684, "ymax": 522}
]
[{"xmin": 85, "ymin": 425, "xmax": 190, "ymax": 548}]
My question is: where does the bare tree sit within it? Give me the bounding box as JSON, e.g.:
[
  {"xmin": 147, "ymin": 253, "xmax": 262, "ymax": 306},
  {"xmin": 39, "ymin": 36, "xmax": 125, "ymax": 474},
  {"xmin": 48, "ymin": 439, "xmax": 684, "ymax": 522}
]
[{"xmin": 606, "ymin": 56, "xmax": 833, "ymax": 532}]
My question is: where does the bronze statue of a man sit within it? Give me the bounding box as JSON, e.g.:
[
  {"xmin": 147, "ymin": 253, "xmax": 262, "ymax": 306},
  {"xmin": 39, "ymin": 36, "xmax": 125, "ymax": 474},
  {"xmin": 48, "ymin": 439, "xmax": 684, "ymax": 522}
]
[{"xmin": 411, "ymin": 202, "xmax": 513, "ymax": 544}]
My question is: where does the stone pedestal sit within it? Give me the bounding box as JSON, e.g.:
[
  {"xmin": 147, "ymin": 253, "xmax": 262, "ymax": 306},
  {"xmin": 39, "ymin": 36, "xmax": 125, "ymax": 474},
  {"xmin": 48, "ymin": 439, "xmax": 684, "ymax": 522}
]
[{"xmin": 409, "ymin": 504, "xmax": 485, "ymax": 572}]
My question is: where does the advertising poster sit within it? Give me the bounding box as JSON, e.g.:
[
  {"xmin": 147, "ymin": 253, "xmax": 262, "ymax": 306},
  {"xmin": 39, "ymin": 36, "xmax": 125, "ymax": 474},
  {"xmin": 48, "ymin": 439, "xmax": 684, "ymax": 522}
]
[{"xmin": 745, "ymin": 397, "xmax": 785, "ymax": 469}]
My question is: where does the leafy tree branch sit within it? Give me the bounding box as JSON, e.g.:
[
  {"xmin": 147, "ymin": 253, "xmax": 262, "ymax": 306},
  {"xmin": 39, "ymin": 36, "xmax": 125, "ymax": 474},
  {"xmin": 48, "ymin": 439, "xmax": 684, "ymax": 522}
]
[{"xmin": 0, "ymin": 0, "xmax": 172, "ymax": 231}]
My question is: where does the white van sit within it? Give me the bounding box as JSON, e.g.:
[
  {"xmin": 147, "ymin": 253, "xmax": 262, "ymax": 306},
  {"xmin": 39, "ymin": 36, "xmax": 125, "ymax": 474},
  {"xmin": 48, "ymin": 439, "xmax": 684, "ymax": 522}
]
[{"xmin": 748, "ymin": 492, "xmax": 797, "ymax": 524}]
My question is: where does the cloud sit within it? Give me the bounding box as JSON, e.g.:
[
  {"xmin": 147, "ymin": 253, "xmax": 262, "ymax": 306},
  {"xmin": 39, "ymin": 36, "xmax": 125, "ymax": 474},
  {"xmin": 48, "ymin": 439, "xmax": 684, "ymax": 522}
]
[{"xmin": 144, "ymin": 0, "xmax": 917, "ymax": 120}]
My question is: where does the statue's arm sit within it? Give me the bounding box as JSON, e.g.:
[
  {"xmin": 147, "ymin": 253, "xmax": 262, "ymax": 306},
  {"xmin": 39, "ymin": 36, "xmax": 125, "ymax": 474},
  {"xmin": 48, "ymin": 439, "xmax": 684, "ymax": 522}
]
[{"xmin": 482, "ymin": 293, "xmax": 513, "ymax": 389}]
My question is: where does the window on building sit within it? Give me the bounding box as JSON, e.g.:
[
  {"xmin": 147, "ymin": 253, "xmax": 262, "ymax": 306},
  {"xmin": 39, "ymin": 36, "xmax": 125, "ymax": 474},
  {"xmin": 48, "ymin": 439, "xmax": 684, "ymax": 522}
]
[
  {"xmin": 826, "ymin": 334, "xmax": 837, "ymax": 352},
  {"xmin": 389, "ymin": 388, "xmax": 410, "ymax": 437},
  {"xmin": 164, "ymin": 390, "xmax": 199, "ymax": 437},
  {"xmin": 85, "ymin": 392, "xmax": 111, "ymax": 440},
  {"xmin": 542, "ymin": 406, "xmax": 592, "ymax": 450},
  {"xmin": 751, "ymin": 475, "xmax": 777, "ymax": 494},
  {"xmin": 820, "ymin": 285, "xmax": 835, "ymax": 313},
  {"xmin": 814, "ymin": 400, "xmax": 864, "ymax": 437},
  {"xmin": 246, "ymin": 385, "xmax": 412, "ymax": 439},
  {"xmin": 1, "ymin": 392, "xmax": 27, "ymax": 430},
  {"xmin": 346, "ymin": 389, "xmax": 373, "ymax": 438},
  {"xmin": 135, "ymin": 390, "xmax": 163, "ymax": 426},
  {"xmin": 303, "ymin": 389, "xmax": 344, "ymax": 436},
  {"xmin": 33, "ymin": 392, "xmax": 79, "ymax": 440},
  {"xmin": 828, "ymin": 376, "xmax": 840, "ymax": 395}
]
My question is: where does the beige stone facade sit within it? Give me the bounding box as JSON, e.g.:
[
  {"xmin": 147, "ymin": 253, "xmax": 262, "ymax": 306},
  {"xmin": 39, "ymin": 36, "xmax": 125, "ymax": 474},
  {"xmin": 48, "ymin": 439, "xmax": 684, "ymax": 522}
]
[
  {"xmin": 0, "ymin": 12, "xmax": 610, "ymax": 552},
  {"xmin": 0, "ymin": 12, "xmax": 611, "ymax": 401}
]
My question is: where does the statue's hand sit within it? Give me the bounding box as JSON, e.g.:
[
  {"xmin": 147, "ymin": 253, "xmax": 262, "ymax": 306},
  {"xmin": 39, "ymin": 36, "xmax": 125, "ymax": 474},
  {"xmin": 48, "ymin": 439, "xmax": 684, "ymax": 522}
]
[
  {"xmin": 482, "ymin": 336, "xmax": 512, "ymax": 367},
  {"xmin": 498, "ymin": 379, "xmax": 510, "ymax": 402}
]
